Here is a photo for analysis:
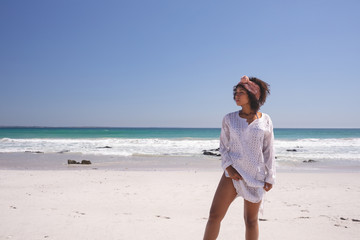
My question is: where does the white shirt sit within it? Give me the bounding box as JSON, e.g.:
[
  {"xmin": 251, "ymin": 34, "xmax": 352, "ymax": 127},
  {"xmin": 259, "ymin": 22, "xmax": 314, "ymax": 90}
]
[{"xmin": 220, "ymin": 111, "xmax": 276, "ymax": 187}]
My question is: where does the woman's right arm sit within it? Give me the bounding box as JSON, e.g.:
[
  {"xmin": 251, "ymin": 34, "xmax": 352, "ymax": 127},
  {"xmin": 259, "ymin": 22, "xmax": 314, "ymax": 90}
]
[
  {"xmin": 220, "ymin": 115, "xmax": 243, "ymax": 181},
  {"xmin": 220, "ymin": 116, "xmax": 233, "ymax": 171}
]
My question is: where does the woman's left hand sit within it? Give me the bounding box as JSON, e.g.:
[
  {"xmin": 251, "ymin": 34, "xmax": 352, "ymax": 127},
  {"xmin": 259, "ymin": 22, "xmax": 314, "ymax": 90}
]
[{"xmin": 263, "ymin": 182, "xmax": 273, "ymax": 192}]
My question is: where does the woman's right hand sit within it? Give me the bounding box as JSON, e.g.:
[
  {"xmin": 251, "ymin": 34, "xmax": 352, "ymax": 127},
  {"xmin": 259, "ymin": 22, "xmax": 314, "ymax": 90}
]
[{"xmin": 226, "ymin": 166, "xmax": 243, "ymax": 181}]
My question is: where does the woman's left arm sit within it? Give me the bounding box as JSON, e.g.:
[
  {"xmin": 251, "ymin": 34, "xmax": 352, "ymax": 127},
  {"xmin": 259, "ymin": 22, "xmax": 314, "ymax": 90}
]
[{"xmin": 263, "ymin": 117, "xmax": 276, "ymax": 186}]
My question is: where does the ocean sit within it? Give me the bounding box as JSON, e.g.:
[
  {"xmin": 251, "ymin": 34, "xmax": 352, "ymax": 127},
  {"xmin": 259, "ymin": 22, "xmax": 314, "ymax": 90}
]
[{"xmin": 0, "ymin": 127, "xmax": 360, "ymax": 164}]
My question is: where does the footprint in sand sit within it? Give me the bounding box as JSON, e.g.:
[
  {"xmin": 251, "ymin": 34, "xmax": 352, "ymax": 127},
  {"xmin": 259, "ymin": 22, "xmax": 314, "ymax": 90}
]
[
  {"xmin": 156, "ymin": 215, "xmax": 171, "ymax": 219},
  {"xmin": 71, "ymin": 211, "xmax": 86, "ymax": 217},
  {"xmin": 334, "ymin": 224, "xmax": 348, "ymax": 228},
  {"xmin": 283, "ymin": 202, "xmax": 301, "ymax": 208},
  {"xmin": 340, "ymin": 217, "xmax": 360, "ymax": 223}
]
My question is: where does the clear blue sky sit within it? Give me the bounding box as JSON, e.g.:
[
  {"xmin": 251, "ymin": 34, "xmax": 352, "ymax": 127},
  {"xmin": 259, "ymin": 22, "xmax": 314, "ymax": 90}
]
[{"xmin": 1, "ymin": 0, "xmax": 359, "ymax": 128}]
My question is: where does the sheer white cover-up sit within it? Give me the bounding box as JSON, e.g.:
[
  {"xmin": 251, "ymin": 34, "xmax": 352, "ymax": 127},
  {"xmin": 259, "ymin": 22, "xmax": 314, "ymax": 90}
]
[{"xmin": 220, "ymin": 111, "xmax": 276, "ymax": 203}]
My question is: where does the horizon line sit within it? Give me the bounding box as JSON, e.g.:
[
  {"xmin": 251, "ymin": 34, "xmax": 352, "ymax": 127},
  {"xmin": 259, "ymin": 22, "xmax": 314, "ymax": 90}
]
[{"xmin": 0, "ymin": 126, "xmax": 360, "ymax": 129}]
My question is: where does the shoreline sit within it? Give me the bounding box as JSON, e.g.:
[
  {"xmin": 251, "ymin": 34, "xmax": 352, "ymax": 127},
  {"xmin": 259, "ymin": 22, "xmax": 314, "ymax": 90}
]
[{"xmin": 1, "ymin": 152, "xmax": 360, "ymax": 173}]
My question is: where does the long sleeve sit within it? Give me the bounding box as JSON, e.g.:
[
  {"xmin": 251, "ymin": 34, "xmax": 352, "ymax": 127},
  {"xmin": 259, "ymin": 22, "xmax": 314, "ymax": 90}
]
[
  {"xmin": 263, "ymin": 118, "xmax": 276, "ymax": 184},
  {"xmin": 220, "ymin": 116, "xmax": 233, "ymax": 171}
]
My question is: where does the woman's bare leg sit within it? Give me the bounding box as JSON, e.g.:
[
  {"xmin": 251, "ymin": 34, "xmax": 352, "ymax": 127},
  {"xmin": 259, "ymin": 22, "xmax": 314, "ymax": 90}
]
[
  {"xmin": 203, "ymin": 173, "xmax": 237, "ymax": 240},
  {"xmin": 243, "ymin": 199, "xmax": 262, "ymax": 240}
]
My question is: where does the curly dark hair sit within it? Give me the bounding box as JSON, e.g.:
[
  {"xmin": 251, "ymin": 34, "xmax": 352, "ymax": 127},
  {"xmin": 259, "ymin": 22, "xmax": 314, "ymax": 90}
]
[{"xmin": 233, "ymin": 77, "xmax": 270, "ymax": 112}]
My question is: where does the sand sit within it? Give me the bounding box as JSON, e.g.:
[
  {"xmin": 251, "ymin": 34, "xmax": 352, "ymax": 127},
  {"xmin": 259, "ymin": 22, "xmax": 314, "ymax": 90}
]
[{"xmin": 0, "ymin": 153, "xmax": 360, "ymax": 239}]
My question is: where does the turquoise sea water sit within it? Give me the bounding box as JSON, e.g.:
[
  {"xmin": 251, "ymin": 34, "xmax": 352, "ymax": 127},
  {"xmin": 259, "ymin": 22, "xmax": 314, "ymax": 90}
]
[
  {"xmin": 1, "ymin": 127, "xmax": 360, "ymax": 139},
  {"xmin": 0, "ymin": 127, "xmax": 221, "ymax": 139}
]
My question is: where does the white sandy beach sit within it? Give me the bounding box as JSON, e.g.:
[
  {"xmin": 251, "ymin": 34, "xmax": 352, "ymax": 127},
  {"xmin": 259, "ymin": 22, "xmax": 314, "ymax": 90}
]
[{"xmin": 1, "ymin": 155, "xmax": 359, "ymax": 240}]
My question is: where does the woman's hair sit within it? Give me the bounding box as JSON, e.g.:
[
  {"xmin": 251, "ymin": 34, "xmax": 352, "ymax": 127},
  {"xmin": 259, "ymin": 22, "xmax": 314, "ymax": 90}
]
[{"xmin": 233, "ymin": 77, "xmax": 270, "ymax": 112}]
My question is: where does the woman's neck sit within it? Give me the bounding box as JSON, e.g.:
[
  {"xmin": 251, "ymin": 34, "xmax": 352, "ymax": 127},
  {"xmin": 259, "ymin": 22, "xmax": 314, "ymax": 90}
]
[{"xmin": 241, "ymin": 105, "xmax": 255, "ymax": 115}]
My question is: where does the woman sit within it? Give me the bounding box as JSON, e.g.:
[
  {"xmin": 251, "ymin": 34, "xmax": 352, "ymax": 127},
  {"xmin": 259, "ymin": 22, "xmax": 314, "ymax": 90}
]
[{"xmin": 203, "ymin": 76, "xmax": 275, "ymax": 240}]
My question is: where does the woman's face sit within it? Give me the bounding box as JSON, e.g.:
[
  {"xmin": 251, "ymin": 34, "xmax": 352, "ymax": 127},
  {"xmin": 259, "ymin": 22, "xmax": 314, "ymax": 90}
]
[{"xmin": 234, "ymin": 87, "xmax": 249, "ymax": 106}]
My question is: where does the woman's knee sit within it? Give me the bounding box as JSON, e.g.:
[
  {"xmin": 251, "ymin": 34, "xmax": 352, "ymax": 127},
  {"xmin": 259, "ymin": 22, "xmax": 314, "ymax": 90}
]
[
  {"xmin": 208, "ymin": 206, "xmax": 226, "ymax": 222},
  {"xmin": 243, "ymin": 215, "xmax": 258, "ymax": 228},
  {"xmin": 243, "ymin": 199, "xmax": 261, "ymax": 228}
]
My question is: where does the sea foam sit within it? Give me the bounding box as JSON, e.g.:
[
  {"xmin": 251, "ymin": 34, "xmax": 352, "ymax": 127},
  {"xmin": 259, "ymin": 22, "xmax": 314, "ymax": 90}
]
[
  {"xmin": 1, "ymin": 137, "xmax": 359, "ymax": 162},
  {"xmin": 0, "ymin": 138, "xmax": 219, "ymax": 157}
]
